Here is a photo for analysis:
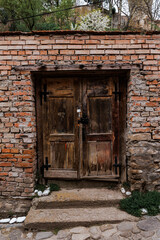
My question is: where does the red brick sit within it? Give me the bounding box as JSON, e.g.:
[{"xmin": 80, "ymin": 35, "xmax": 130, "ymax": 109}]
[
  {"xmin": 131, "ymin": 96, "xmax": 148, "ymax": 101},
  {"xmin": 15, "ymin": 162, "xmax": 33, "ymax": 168},
  {"xmin": 0, "ymin": 172, "xmax": 8, "ymax": 176},
  {"xmin": 11, "ymin": 149, "xmax": 19, "ymax": 153},
  {"xmin": 150, "ymin": 97, "xmax": 160, "ymax": 102},
  {"xmin": 0, "ymin": 162, "xmax": 12, "ymax": 167},
  {"xmin": 146, "ymin": 102, "xmax": 158, "ymax": 107},
  {"xmin": 2, "ymin": 149, "xmax": 11, "ymax": 153}
]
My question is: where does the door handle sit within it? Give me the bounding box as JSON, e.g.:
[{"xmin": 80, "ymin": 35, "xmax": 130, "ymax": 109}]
[{"xmin": 78, "ymin": 114, "xmax": 89, "ymax": 125}]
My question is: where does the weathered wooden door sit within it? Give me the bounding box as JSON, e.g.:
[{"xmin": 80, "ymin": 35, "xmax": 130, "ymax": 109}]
[
  {"xmin": 42, "ymin": 78, "xmax": 80, "ymax": 178},
  {"xmin": 81, "ymin": 76, "xmax": 120, "ymax": 179},
  {"xmin": 42, "ymin": 76, "xmax": 120, "ymax": 179}
]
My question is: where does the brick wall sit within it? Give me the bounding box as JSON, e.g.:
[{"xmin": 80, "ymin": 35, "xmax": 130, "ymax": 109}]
[{"xmin": 0, "ymin": 31, "xmax": 160, "ymax": 197}]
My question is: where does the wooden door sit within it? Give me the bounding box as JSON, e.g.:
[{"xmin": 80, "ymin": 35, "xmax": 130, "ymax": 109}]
[
  {"xmin": 81, "ymin": 76, "xmax": 120, "ymax": 179},
  {"xmin": 41, "ymin": 76, "xmax": 120, "ymax": 180},
  {"xmin": 42, "ymin": 77, "xmax": 80, "ymax": 179}
]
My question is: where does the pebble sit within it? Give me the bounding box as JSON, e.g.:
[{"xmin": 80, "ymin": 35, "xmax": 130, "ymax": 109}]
[
  {"xmin": 57, "ymin": 229, "xmax": 71, "ymax": 239},
  {"xmin": 37, "ymin": 191, "xmax": 43, "ymax": 197},
  {"xmin": 16, "ymin": 216, "xmax": 26, "ymax": 223},
  {"xmin": 72, "ymin": 233, "xmax": 90, "ymax": 240},
  {"xmin": 117, "ymin": 221, "xmax": 135, "ymax": 231},
  {"xmin": 35, "ymin": 232, "xmax": 53, "ymax": 240},
  {"xmin": 121, "ymin": 188, "xmax": 125, "ymax": 194},
  {"xmin": 70, "ymin": 227, "xmax": 88, "ymax": 234},
  {"xmin": 0, "ymin": 219, "xmax": 10, "ymax": 223},
  {"xmin": 137, "ymin": 217, "xmax": 160, "ymax": 231},
  {"xmin": 141, "ymin": 208, "xmax": 148, "ymax": 215},
  {"xmin": 101, "ymin": 228, "xmax": 117, "ymax": 238},
  {"xmin": 89, "ymin": 226, "xmax": 101, "ymax": 239},
  {"xmin": 42, "ymin": 189, "xmax": 50, "ymax": 196},
  {"xmin": 9, "ymin": 218, "xmax": 17, "ymax": 224},
  {"xmin": 126, "ymin": 191, "xmax": 131, "ymax": 196}
]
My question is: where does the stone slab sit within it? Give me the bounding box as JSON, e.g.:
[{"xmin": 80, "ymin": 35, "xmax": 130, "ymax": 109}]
[
  {"xmin": 137, "ymin": 217, "xmax": 160, "ymax": 231},
  {"xmin": 25, "ymin": 207, "xmax": 137, "ymax": 230},
  {"xmin": 33, "ymin": 188, "xmax": 124, "ymax": 209}
]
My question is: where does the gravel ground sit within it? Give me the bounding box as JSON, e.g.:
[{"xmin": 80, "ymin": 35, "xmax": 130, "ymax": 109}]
[{"xmin": 0, "ymin": 215, "xmax": 160, "ymax": 240}]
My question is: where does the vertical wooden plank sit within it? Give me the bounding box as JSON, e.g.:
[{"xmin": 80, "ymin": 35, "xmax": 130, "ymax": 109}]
[
  {"xmin": 74, "ymin": 78, "xmax": 81, "ymax": 177},
  {"xmin": 42, "ymin": 78, "xmax": 50, "ymax": 165},
  {"xmin": 67, "ymin": 143, "xmax": 74, "ymax": 169},
  {"xmin": 88, "ymin": 142, "xmax": 97, "ymax": 175},
  {"xmin": 112, "ymin": 76, "xmax": 120, "ymax": 175},
  {"xmin": 82, "ymin": 79, "xmax": 89, "ymax": 176}
]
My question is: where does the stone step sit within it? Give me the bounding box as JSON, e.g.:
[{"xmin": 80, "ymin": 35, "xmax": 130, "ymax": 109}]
[
  {"xmin": 25, "ymin": 207, "xmax": 137, "ymax": 230},
  {"xmin": 32, "ymin": 188, "xmax": 123, "ymax": 209}
]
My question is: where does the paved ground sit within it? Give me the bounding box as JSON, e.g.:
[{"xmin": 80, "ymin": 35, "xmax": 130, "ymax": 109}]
[{"xmin": 0, "ymin": 215, "xmax": 160, "ymax": 240}]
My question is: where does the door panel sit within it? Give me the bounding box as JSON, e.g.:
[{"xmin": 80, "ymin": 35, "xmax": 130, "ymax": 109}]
[
  {"xmin": 88, "ymin": 142, "xmax": 112, "ymax": 175},
  {"xmin": 82, "ymin": 77, "xmax": 119, "ymax": 178},
  {"xmin": 50, "ymin": 142, "xmax": 74, "ymax": 169},
  {"xmin": 42, "ymin": 78, "xmax": 79, "ymax": 179},
  {"xmin": 88, "ymin": 97, "xmax": 112, "ymax": 133},
  {"xmin": 49, "ymin": 98, "xmax": 74, "ymax": 134}
]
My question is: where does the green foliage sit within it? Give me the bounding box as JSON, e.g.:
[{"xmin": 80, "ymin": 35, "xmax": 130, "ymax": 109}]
[
  {"xmin": 35, "ymin": 184, "xmax": 46, "ymax": 192},
  {"xmin": 35, "ymin": 21, "xmax": 59, "ymax": 31},
  {"xmin": 50, "ymin": 0, "xmax": 76, "ymax": 30},
  {"xmin": 0, "ymin": 0, "xmax": 75, "ymax": 31},
  {"xmin": 49, "ymin": 183, "xmax": 60, "ymax": 192},
  {"xmin": 122, "ymin": 181, "xmax": 131, "ymax": 190},
  {"xmin": 53, "ymin": 228, "xmax": 59, "ymax": 235},
  {"xmin": 120, "ymin": 191, "xmax": 160, "ymax": 217},
  {"xmin": 0, "ymin": 0, "xmax": 44, "ymax": 30}
]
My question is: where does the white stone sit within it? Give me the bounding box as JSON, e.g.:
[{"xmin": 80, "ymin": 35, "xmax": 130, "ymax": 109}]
[
  {"xmin": 9, "ymin": 218, "xmax": 17, "ymax": 224},
  {"xmin": 141, "ymin": 208, "xmax": 148, "ymax": 215},
  {"xmin": 16, "ymin": 216, "xmax": 26, "ymax": 223},
  {"xmin": 26, "ymin": 232, "xmax": 33, "ymax": 238},
  {"xmin": 38, "ymin": 191, "xmax": 43, "ymax": 197},
  {"xmin": 126, "ymin": 191, "xmax": 131, "ymax": 196},
  {"xmin": 121, "ymin": 188, "xmax": 125, "ymax": 194},
  {"xmin": 42, "ymin": 189, "xmax": 50, "ymax": 196},
  {"xmin": 34, "ymin": 189, "xmax": 38, "ymax": 193},
  {"xmin": 0, "ymin": 218, "xmax": 10, "ymax": 223}
]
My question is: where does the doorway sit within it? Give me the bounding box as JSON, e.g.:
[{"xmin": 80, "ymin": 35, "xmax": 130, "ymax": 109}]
[{"xmin": 38, "ymin": 72, "xmax": 125, "ymax": 181}]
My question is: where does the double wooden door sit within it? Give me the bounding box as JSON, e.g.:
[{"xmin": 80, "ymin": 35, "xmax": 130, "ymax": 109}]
[{"xmin": 42, "ymin": 76, "xmax": 120, "ymax": 179}]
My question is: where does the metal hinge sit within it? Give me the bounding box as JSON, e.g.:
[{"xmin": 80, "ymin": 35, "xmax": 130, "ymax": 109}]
[{"xmin": 41, "ymin": 157, "xmax": 51, "ymax": 177}]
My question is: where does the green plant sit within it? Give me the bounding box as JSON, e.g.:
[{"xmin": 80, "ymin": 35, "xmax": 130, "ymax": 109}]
[
  {"xmin": 122, "ymin": 181, "xmax": 131, "ymax": 190},
  {"xmin": 49, "ymin": 183, "xmax": 60, "ymax": 192},
  {"xmin": 120, "ymin": 191, "xmax": 160, "ymax": 217},
  {"xmin": 53, "ymin": 228, "xmax": 59, "ymax": 235},
  {"xmin": 35, "ymin": 184, "xmax": 46, "ymax": 192}
]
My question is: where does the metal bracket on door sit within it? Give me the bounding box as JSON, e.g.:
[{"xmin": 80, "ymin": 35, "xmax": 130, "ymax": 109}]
[
  {"xmin": 78, "ymin": 114, "xmax": 89, "ymax": 125},
  {"xmin": 113, "ymin": 83, "xmax": 121, "ymax": 101},
  {"xmin": 41, "ymin": 157, "xmax": 51, "ymax": 177},
  {"xmin": 113, "ymin": 156, "xmax": 121, "ymax": 176},
  {"xmin": 40, "ymin": 84, "xmax": 50, "ymax": 105}
]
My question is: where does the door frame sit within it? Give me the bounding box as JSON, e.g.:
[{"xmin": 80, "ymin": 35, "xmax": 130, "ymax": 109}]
[{"xmin": 34, "ymin": 68, "xmax": 129, "ymax": 183}]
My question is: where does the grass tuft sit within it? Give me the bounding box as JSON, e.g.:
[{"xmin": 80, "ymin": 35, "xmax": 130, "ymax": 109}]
[
  {"xmin": 120, "ymin": 191, "xmax": 160, "ymax": 217},
  {"xmin": 49, "ymin": 183, "xmax": 60, "ymax": 192}
]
